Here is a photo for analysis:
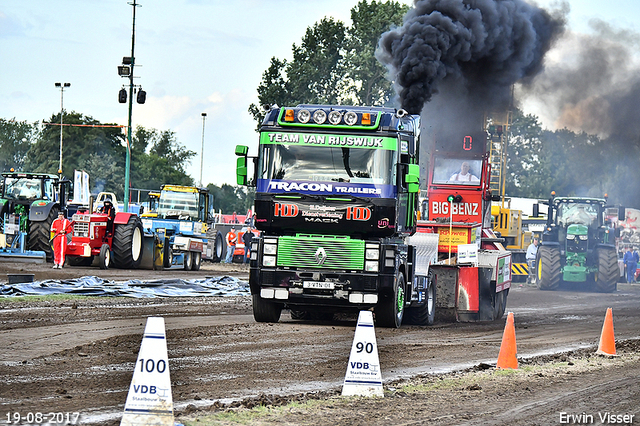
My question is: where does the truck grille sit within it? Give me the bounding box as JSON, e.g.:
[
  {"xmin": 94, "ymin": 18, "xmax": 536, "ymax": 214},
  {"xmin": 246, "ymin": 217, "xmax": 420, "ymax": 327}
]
[
  {"xmin": 276, "ymin": 235, "xmax": 364, "ymax": 270},
  {"xmin": 74, "ymin": 221, "xmax": 89, "ymax": 238}
]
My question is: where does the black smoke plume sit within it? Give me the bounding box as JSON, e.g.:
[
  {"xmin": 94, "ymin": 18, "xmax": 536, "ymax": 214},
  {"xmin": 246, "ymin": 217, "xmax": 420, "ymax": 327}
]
[
  {"xmin": 521, "ymin": 21, "xmax": 640, "ymax": 141},
  {"xmin": 377, "ymin": 0, "xmax": 567, "ymax": 116}
]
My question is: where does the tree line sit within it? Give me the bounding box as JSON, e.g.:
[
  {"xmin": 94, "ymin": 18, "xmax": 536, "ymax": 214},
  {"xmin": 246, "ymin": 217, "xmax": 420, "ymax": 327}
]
[
  {"xmin": 506, "ymin": 109, "xmax": 640, "ymax": 208},
  {"xmin": 0, "ymin": 114, "xmax": 253, "ymax": 213}
]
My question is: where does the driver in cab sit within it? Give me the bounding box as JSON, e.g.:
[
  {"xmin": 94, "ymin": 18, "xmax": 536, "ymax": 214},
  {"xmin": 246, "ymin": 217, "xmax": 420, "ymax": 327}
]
[
  {"xmin": 98, "ymin": 199, "xmax": 116, "ymax": 234},
  {"xmin": 449, "ymin": 161, "xmax": 479, "ymax": 183}
]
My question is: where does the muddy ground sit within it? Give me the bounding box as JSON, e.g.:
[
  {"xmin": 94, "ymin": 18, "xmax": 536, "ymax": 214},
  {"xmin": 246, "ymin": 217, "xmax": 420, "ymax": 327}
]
[{"xmin": 1, "ymin": 261, "xmax": 639, "ymax": 425}]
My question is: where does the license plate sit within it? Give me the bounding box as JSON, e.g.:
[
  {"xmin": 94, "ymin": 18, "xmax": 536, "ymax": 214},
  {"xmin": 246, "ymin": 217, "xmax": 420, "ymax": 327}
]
[{"xmin": 303, "ymin": 281, "xmax": 335, "ymax": 290}]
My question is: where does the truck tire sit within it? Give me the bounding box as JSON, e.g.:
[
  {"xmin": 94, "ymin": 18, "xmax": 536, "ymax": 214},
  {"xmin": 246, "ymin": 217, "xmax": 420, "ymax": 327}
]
[
  {"xmin": 375, "ymin": 272, "xmax": 405, "ymax": 328},
  {"xmin": 184, "ymin": 251, "xmax": 193, "ymax": 271},
  {"xmin": 594, "ymin": 247, "xmax": 618, "ymax": 293},
  {"xmin": 99, "ymin": 244, "xmax": 111, "ymax": 269},
  {"xmin": 112, "ymin": 215, "xmax": 143, "ymax": 269},
  {"xmin": 191, "ymin": 252, "xmax": 201, "ymax": 271},
  {"xmin": 206, "ymin": 229, "xmax": 224, "ymax": 263},
  {"xmin": 252, "ymin": 294, "xmax": 282, "ymax": 323},
  {"xmin": 536, "ymin": 246, "xmax": 561, "ymax": 291},
  {"xmin": 164, "ymin": 245, "xmax": 173, "ymax": 268},
  {"xmin": 494, "ymin": 288, "xmax": 508, "ymax": 320},
  {"xmin": 404, "ymin": 275, "xmax": 436, "ymax": 326},
  {"xmin": 28, "ymin": 205, "xmax": 58, "ymax": 262}
]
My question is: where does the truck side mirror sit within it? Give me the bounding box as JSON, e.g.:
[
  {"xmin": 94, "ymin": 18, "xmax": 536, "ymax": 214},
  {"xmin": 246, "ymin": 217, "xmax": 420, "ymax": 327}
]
[
  {"xmin": 405, "ymin": 164, "xmax": 419, "ymax": 193},
  {"xmin": 533, "ymin": 203, "xmax": 539, "ymax": 217},
  {"xmin": 236, "ymin": 157, "xmax": 248, "ymax": 186},
  {"xmin": 235, "ymin": 145, "xmax": 249, "ymax": 186}
]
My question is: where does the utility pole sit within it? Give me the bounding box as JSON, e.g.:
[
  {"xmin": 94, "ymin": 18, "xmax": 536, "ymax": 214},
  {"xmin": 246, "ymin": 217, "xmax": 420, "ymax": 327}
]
[{"xmin": 200, "ymin": 112, "xmax": 207, "ymax": 187}]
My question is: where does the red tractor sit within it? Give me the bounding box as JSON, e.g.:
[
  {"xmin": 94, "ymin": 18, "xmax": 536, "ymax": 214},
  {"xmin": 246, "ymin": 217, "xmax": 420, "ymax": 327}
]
[{"xmin": 66, "ymin": 208, "xmax": 144, "ymax": 269}]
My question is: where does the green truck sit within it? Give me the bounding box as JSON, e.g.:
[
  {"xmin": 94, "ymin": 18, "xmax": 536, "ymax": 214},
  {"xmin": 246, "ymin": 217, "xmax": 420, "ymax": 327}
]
[{"xmin": 235, "ymin": 105, "xmax": 435, "ymax": 328}]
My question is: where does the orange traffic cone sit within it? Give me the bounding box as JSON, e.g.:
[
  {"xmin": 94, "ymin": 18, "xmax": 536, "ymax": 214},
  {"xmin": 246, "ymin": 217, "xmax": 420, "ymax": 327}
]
[
  {"xmin": 596, "ymin": 307, "xmax": 617, "ymax": 356},
  {"xmin": 496, "ymin": 312, "xmax": 518, "ymax": 369}
]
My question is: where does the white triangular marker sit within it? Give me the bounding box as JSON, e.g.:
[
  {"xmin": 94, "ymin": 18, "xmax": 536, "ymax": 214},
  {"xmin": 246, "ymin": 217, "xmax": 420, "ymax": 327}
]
[
  {"xmin": 120, "ymin": 317, "xmax": 174, "ymax": 426},
  {"xmin": 342, "ymin": 311, "xmax": 384, "ymax": 397}
]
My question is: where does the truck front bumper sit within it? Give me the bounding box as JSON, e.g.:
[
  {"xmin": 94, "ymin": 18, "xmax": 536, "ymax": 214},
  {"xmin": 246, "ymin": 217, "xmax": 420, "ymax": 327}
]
[{"xmin": 250, "ymin": 267, "xmax": 395, "ymax": 308}]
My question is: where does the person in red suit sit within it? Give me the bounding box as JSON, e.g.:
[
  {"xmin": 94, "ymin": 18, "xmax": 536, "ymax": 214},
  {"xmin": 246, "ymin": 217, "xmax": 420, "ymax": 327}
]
[{"xmin": 50, "ymin": 210, "xmax": 74, "ymax": 269}]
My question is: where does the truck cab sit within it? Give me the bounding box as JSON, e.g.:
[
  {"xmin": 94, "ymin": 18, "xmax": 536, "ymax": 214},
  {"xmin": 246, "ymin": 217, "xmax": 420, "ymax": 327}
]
[
  {"xmin": 0, "ymin": 171, "xmax": 69, "ymax": 260},
  {"xmin": 536, "ymin": 193, "xmax": 620, "ymax": 292},
  {"xmin": 140, "ymin": 185, "xmax": 213, "ymax": 270},
  {"xmin": 418, "ymin": 125, "xmax": 512, "ymax": 322},
  {"xmin": 236, "ymin": 105, "xmax": 426, "ymax": 327}
]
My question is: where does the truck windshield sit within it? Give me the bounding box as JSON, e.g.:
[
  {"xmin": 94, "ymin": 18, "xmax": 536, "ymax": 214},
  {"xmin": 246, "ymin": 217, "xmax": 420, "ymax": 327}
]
[
  {"xmin": 259, "ymin": 144, "xmax": 396, "ymax": 185},
  {"xmin": 432, "ymin": 156, "xmax": 481, "ymax": 185},
  {"xmin": 158, "ymin": 191, "xmax": 199, "ymax": 220},
  {"xmin": 3, "ymin": 177, "xmax": 44, "ymax": 200},
  {"xmin": 557, "ymin": 202, "xmax": 600, "ymax": 229}
]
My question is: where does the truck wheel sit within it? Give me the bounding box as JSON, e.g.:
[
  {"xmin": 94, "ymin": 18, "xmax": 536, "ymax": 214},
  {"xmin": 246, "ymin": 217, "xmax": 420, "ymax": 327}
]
[
  {"xmin": 494, "ymin": 289, "xmax": 508, "ymax": 320},
  {"xmin": 184, "ymin": 251, "xmax": 193, "ymax": 271},
  {"xmin": 112, "ymin": 215, "xmax": 144, "ymax": 269},
  {"xmin": 404, "ymin": 275, "xmax": 436, "ymax": 326},
  {"xmin": 536, "ymin": 246, "xmax": 561, "ymax": 291},
  {"xmin": 28, "ymin": 205, "xmax": 58, "ymax": 262},
  {"xmin": 375, "ymin": 273, "xmax": 405, "ymax": 328},
  {"xmin": 206, "ymin": 229, "xmax": 224, "ymax": 262},
  {"xmin": 594, "ymin": 247, "xmax": 618, "ymax": 293},
  {"xmin": 191, "ymin": 252, "xmax": 201, "ymax": 271},
  {"xmin": 252, "ymin": 294, "xmax": 282, "ymax": 323},
  {"xmin": 99, "ymin": 244, "xmax": 111, "ymax": 270},
  {"xmin": 164, "ymin": 245, "xmax": 173, "ymax": 268}
]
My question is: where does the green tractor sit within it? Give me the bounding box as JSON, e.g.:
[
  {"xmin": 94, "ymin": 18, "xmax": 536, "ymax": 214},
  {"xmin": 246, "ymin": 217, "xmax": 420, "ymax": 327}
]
[
  {"xmin": 0, "ymin": 171, "xmax": 71, "ymax": 261},
  {"xmin": 535, "ymin": 193, "xmax": 622, "ymax": 293}
]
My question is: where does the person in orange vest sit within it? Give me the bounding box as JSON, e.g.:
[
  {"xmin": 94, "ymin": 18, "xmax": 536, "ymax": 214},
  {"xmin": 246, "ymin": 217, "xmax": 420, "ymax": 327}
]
[
  {"xmin": 225, "ymin": 227, "xmax": 237, "ymax": 263},
  {"xmin": 50, "ymin": 210, "xmax": 74, "ymax": 269}
]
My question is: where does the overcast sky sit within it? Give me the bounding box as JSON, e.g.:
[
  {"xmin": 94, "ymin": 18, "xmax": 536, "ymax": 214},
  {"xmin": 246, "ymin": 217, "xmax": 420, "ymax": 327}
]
[{"xmin": 1, "ymin": 0, "xmax": 639, "ymax": 188}]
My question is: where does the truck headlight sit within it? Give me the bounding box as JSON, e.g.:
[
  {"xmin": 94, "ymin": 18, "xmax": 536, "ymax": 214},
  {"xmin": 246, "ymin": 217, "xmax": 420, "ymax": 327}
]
[
  {"xmin": 365, "ymin": 248, "xmax": 379, "ymax": 260},
  {"xmin": 264, "ymin": 244, "xmax": 277, "ymax": 255},
  {"xmin": 365, "ymin": 243, "xmax": 379, "ymax": 260},
  {"xmin": 365, "ymin": 260, "xmax": 379, "ymax": 272},
  {"xmin": 263, "ymin": 255, "xmax": 276, "ymax": 267},
  {"xmin": 578, "ymin": 235, "xmax": 588, "ymax": 240}
]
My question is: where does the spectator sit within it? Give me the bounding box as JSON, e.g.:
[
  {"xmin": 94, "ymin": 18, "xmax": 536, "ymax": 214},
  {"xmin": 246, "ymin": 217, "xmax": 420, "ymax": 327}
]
[
  {"xmin": 525, "ymin": 237, "xmax": 539, "ymax": 284},
  {"xmin": 242, "ymin": 227, "xmax": 254, "ymax": 264},
  {"xmin": 623, "ymin": 246, "xmax": 638, "ymax": 283},
  {"xmin": 225, "ymin": 227, "xmax": 237, "ymax": 263},
  {"xmin": 50, "ymin": 210, "xmax": 74, "ymax": 269}
]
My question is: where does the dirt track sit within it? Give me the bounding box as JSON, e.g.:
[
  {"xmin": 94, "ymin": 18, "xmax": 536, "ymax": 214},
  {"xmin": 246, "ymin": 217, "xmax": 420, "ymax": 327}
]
[{"xmin": 1, "ymin": 261, "xmax": 639, "ymax": 425}]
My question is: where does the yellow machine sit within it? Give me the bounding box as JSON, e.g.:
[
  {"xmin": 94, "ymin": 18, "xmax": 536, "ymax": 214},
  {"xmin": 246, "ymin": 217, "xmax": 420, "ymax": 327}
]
[
  {"xmin": 140, "ymin": 192, "xmax": 160, "ymax": 218},
  {"xmin": 486, "ymin": 110, "xmax": 530, "ymax": 281}
]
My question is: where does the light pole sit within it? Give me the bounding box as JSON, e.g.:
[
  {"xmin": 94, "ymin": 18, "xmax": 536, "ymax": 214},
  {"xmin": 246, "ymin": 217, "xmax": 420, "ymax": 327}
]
[
  {"xmin": 54, "ymin": 82, "xmax": 70, "ymax": 177},
  {"xmin": 123, "ymin": 0, "xmax": 140, "ymax": 212},
  {"xmin": 200, "ymin": 112, "xmax": 207, "ymax": 187}
]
